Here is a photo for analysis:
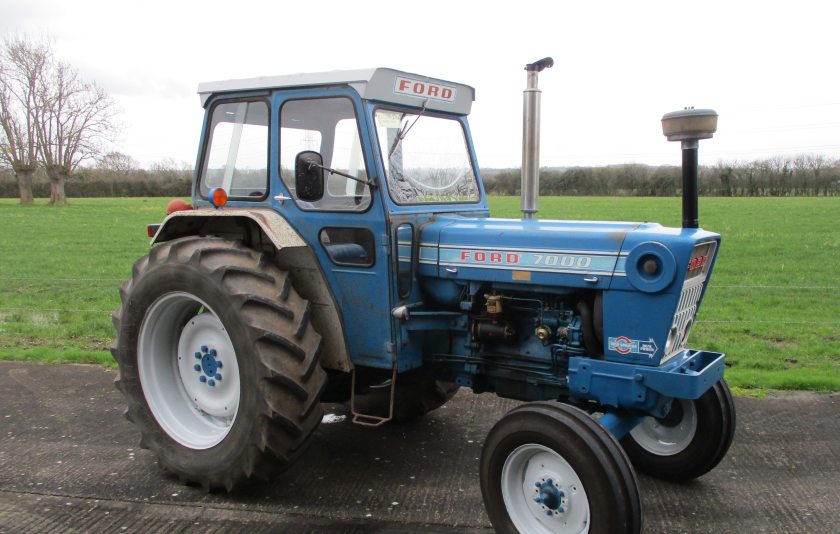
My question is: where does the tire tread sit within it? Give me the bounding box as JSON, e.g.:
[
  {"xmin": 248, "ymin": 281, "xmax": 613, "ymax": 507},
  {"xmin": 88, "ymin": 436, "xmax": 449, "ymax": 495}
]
[{"xmin": 112, "ymin": 237, "xmax": 325, "ymax": 491}]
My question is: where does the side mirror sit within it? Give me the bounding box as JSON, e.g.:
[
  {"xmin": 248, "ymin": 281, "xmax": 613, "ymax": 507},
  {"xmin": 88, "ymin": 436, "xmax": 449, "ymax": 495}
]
[{"xmin": 295, "ymin": 151, "xmax": 325, "ymax": 201}]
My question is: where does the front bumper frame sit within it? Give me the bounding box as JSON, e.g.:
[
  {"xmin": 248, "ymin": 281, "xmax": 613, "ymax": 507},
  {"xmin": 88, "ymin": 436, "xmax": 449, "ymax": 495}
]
[{"xmin": 568, "ymin": 349, "xmax": 725, "ymax": 418}]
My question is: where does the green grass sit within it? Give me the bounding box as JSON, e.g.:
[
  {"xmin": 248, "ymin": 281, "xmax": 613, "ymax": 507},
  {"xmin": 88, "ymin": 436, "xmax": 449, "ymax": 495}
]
[
  {"xmin": 1, "ymin": 196, "xmax": 838, "ymax": 392},
  {"xmin": 0, "ymin": 198, "xmax": 174, "ymax": 368}
]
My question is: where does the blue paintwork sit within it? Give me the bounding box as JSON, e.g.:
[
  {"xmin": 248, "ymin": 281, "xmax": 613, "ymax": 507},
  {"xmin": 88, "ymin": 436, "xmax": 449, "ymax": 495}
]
[
  {"xmin": 184, "ymin": 78, "xmax": 727, "ymax": 417},
  {"xmin": 271, "ymin": 88, "xmax": 394, "ymax": 369},
  {"xmin": 569, "ymin": 349, "xmax": 725, "ymax": 417},
  {"xmin": 598, "ymin": 412, "xmax": 646, "ymax": 440},
  {"xmin": 193, "ymin": 345, "xmax": 224, "ymax": 387},
  {"xmin": 415, "ymin": 215, "xmax": 720, "ymax": 367},
  {"xmin": 418, "ymin": 216, "xmax": 641, "ymax": 291}
]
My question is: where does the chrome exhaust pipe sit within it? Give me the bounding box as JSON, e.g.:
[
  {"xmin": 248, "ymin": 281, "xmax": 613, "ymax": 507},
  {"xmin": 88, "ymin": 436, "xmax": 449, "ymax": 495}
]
[{"xmin": 521, "ymin": 57, "xmax": 553, "ymax": 219}]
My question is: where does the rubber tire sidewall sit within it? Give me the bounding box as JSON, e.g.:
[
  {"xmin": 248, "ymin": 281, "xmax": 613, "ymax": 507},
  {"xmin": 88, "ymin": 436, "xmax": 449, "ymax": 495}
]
[
  {"xmin": 481, "ymin": 402, "xmax": 642, "ymax": 534},
  {"xmin": 117, "ymin": 260, "xmax": 264, "ymax": 478},
  {"xmin": 620, "ymin": 380, "xmax": 736, "ymax": 481}
]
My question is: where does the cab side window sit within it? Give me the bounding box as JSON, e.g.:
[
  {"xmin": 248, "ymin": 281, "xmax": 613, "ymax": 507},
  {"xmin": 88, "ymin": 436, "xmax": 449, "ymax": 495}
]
[
  {"xmin": 200, "ymin": 100, "xmax": 268, "ymax": 199},
  {"xmin": 279, "ymin": 97, "xmax": 371, "ymax": 211}
]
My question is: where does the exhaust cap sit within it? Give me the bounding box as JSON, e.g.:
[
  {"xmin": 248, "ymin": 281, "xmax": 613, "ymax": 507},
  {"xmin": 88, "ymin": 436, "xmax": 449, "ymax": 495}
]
[
  {"xmin": 662, "ymin": 108, "xmax": 718, "ymax": 142},
  {"xmin": 526, "ymin": 57, "xmax": 554, "ymax": 72},
  {"xmin": 662, "ymin": 107, "xmax": 718, "ymax": 229}
]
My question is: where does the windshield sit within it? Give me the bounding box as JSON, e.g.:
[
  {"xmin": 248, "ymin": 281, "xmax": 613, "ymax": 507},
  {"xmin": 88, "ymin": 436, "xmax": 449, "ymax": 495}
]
[{"xmin": 374, "ymin": 109, "xmax": 479, "ymax": 204}]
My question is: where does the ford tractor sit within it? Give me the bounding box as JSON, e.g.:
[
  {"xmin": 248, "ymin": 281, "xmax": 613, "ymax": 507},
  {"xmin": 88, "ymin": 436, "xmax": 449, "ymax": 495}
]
[{"xmin": 113, "ymin": 57, "xmax": 734, "ymax": 533}]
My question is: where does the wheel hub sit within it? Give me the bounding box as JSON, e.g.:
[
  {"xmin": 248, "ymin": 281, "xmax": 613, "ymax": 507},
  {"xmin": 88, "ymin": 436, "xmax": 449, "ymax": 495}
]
[
  {"xmin": 533, "ymin": 477, "xmax": 565, "ymax": 515},
  {"xmin": 178, "ymin": 314, "xmax": 239, "ymax": 419},
  {"xmin": 629, "ymin": 398, "xmax": 697, "ymax": 456},
  {"xmin": 502, "ymin": 444, "xmax": 590, "ymax": 533},
  {"xmin": 194, "ymin": 345, "xmax": 224, "ymax": 387}
]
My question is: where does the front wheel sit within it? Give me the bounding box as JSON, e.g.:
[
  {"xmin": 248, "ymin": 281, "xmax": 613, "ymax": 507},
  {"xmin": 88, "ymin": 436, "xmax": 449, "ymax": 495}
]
[
  {"xmin": 112, "ymin": 237, "xmax": 326, "ymax": 490},
  {"xmin": 481, "ymin": 402, "xmax": 642, "ymax": 534},
  {"xmin": 620, "ymin": 380, "xmax": 736, "ymax": 482}
]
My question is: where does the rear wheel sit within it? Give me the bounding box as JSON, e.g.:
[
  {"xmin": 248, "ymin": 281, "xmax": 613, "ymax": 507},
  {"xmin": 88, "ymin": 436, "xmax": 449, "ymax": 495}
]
[
  {"xmin": 620, "ymin": 380, "xmax": 736, "ymax": 481},
  {"xmin": 481, "ymin": 402, "xmax": 642, "ymax": 533},
  {"xmin": 112, "ymin": 236, "xmax": 326, "ymax": 490}
]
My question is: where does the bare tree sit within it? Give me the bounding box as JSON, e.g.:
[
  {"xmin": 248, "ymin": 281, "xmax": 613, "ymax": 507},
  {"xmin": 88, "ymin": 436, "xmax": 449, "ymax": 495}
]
[
  {"xmin": 35, "ymin": 60, "xmax": 118, "ymax": 204},
  {"xmin": 0, "ymin": 37, "xmax": 51, "ymax": 204},
  {"xmin": 99, "ymin": 151, "xmax": 138, "ymax": 175}
]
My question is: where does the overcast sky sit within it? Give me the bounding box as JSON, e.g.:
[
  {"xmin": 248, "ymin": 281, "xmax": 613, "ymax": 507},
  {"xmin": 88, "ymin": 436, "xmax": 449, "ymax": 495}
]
[{"xmin": 3, "ymin": 0, "xmax": 838, "ymax": 169}]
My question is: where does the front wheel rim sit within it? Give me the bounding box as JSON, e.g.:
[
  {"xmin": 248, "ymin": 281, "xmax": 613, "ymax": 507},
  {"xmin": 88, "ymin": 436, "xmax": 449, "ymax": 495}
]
[
  {"xmin": 501, "ymin": 443, "xmax": 590, "ymax": 533},
  {"xmin": 630, "ymin": 398, "xmax": 697, "ymax": 456},
  {"xmin": 138, "ymin": 292, "xmax": 241, "ymax": 449}
]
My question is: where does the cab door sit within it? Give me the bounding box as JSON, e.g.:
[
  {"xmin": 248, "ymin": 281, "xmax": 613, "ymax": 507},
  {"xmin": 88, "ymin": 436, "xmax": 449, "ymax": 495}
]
[{"xmin": 270, "ymin": 89, "xmax": 393, "ymax": 369}]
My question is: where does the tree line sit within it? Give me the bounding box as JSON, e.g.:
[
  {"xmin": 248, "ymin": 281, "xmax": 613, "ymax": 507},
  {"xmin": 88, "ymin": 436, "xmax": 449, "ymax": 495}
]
[
  {"xmin": 2, "ymin": 153, "xmax": 838, "ymax": 199},
  {"xmin": 0, "ymin": 155, "xmax": 191, "ymax": 198},
  {"xmin": 0, "ymin": 37, "xmax": 118, "ymax": 205},
  {"xmin": 2, "ymin": 37, "xmax": 838, "ymax": 202},
  {"xmin": 483, "ymin": 154, "xmax": 840, "ymax": 197}
]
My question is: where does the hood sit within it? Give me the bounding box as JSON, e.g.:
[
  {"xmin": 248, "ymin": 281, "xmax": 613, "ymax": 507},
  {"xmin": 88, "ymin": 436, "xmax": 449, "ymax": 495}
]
[{"xmin": 418, "ymin": 215, "xmax": 654, "ymax": 290}]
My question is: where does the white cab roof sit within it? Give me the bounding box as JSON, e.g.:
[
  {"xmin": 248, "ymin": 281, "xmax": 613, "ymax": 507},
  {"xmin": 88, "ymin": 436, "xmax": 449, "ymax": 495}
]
[{"xmin": 197, "ymin": 68, "xmax": 474, "ymax": 115}]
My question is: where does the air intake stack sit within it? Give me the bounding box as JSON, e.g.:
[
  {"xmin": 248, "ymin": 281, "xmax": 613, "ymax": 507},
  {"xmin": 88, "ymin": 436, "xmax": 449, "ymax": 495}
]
[
  {"xmin": 520, "ymin": 57, "xmax": 554, "ymax": 219},
  {"xmin": 662, "ymin": 108, "xmax": 718, "ymax": 229}
]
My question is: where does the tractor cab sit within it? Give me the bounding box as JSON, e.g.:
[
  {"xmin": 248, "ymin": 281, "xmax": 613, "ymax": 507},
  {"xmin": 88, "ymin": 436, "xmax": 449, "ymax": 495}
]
[{"xmin": 159, "ymin": 69, "xmax": 491, "ymax": 373}]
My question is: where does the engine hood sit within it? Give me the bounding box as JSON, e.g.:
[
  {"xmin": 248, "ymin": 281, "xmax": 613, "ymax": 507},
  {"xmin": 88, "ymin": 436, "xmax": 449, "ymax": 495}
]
[{"xmin": 418, "ymin": 215, "xmax": 651, "ymax": 290}]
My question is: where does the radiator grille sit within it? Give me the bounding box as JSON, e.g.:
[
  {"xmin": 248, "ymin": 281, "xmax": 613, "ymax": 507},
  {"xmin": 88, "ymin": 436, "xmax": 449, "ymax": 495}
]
[{"xmin": 663, "ymin": 241, "xmax": 717, "ymax": 361}]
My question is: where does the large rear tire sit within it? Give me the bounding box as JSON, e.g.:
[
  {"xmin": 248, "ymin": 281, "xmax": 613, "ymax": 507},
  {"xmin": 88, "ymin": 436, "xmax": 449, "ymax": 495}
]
[
  {"xmin": 620, "ymin": 380, "xmax": 736, "ymax": 482},
  {"xmin": 112, "ymin": 236, "xmax": 326, "ymax": 490},
  {"xmin": 481, "ymin": 402, "xmax": 642, "ymax": 534}
]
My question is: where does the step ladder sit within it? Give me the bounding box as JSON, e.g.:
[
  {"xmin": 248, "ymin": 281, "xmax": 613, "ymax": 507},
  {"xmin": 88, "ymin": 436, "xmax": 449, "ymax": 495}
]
[{"xmin": 350, "ymin": 367, "xmax": 397, "ymax": 427}]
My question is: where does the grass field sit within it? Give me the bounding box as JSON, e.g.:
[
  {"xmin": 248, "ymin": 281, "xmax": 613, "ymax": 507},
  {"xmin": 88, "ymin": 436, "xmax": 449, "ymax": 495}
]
[{"xmin": 1, "ymin": 196, "xmax": 838, "ymax": 393}]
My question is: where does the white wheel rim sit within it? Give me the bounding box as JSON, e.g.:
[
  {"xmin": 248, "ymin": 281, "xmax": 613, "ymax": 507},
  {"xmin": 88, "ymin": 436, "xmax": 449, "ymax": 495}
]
[
  {"xmin": 501, "ymin": 444, "xmax": 590, "ymax": 534},
  {"xmin": 138, "ymin": 292, "xmax": 240, "ymax": 449},
  {"xmin": 630, "ymin": 399, "xmax": 697, "ymax": 456}
]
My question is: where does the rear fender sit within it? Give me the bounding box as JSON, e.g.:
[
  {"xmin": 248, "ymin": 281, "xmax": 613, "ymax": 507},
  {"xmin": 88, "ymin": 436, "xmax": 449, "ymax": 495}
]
[
  {"xmin": 151, "ymin": 208, "xmax": 352, "ymax": 373},
  {"xmin": 151, "ymin": 208, "xmax": 306, "ymax": 249}
]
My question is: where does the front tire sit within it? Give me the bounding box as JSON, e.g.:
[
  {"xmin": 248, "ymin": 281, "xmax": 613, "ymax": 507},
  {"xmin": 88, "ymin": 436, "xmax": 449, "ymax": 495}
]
[
  {"xmin": 112, "ymin": 236, "xmax": 326, "ymax": 491},
  {"xmin": 620, "ymin": 380, "xmax": 736, "ymax": 482},
  {"xmin": 481, "ymin": 402, "xmax": 642, "ymax": 533}
]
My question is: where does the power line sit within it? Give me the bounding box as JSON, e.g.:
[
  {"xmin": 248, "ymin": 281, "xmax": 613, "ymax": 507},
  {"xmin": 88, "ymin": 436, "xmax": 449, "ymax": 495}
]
[
  {"xmin": 712, "ymin": 285, "xmax": 840, "ymax": 291},
  {"xmin": 0, "ymin": 307, "xmax": 111, "ymax": 314},
  {"xmin": 0, "ymin": 277, "xmax": 124, "ymax": 282},
  {"xmin": 698, "ymin": 320, "xmax": 840, "ymax": 326}
]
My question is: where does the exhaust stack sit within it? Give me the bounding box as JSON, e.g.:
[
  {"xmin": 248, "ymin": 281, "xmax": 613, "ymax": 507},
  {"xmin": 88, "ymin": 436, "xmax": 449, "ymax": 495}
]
[
  {"xmin": 662, "ymin": 108, "xmax": 718, "ymax": 229},
  {"xmin": 521, "ymin": 57, "xmax": 554, "ymax": 219}
]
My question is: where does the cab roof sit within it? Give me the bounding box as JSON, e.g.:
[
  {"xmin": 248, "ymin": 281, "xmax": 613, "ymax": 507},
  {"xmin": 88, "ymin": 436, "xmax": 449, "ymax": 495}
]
[{"xmin": 197, "ymin": 68, "xmax": 474, "ymax": 115}]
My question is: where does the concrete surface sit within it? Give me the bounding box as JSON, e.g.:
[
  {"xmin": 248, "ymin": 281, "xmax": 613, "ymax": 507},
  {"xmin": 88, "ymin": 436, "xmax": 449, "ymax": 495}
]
[{"xmin": 0, "ymin": 361, "xmax": 838, "ymax": 533}]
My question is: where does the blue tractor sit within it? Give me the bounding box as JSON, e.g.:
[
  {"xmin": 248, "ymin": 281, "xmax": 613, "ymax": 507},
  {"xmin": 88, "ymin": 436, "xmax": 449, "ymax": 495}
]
[{"xmin": 113, "ymin": 58, "xmax": 734, "ymax": 533}]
